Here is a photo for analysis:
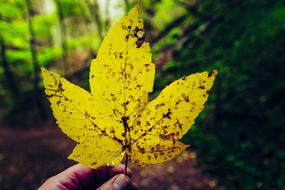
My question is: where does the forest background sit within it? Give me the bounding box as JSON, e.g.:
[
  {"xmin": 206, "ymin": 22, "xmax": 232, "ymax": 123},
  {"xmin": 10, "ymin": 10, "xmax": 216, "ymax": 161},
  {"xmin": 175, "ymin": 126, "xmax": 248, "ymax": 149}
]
[{"xmin": 0, "ymin": 0, "xmax": 285, "ymax": 190}]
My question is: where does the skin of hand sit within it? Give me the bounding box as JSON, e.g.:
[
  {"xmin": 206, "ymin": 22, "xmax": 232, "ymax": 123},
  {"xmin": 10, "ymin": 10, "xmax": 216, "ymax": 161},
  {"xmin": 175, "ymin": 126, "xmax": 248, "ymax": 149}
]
[{"xmin": 38, "ymin": 164, "xmax": 138, "ymax": 190}]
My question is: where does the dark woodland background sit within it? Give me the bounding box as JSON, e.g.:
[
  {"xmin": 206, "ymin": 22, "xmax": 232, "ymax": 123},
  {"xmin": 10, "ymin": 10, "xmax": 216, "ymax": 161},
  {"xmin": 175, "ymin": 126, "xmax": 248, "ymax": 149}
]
[{"xmin": 0, "ymin": 0, "xmax": 285, "ymax": 190}]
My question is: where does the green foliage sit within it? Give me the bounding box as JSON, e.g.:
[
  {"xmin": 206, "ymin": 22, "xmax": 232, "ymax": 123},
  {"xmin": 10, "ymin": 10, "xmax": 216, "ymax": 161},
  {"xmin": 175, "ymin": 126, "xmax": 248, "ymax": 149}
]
[
  {"xmin": 1, "ymin": 0, "xmax": 285, "ymax": 190},
  {"xmin": 0, "ymin": 0, "xmax": 107, "ymax": 119},
  {"xmin": 155, "ymin": 1, "xmax": 285, "ymax": 190}
]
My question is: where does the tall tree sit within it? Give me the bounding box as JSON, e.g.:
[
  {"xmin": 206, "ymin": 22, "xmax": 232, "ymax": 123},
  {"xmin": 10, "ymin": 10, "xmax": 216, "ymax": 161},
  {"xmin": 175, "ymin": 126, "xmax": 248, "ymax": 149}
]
[
  {"xmin": 0, "ymin": 15, "xmax": 19, "ymax": 100},
  {"xmin": 25, "ymin": 0, "xmax": 47, "ymax": 120},
  {"xmin": 104, "ymin": 0, "xmax": 110, "ymax": 31},
  {"xmin": 124, "ymin": 0, "xmax": 131, "ymax": 13},
  {"xmin": 84, "ymin": 0, "xmax": 103, "ymax": 41},
  {"xmin": 54, "ymin": 0, "xmax": 68, "ymax": 73}
]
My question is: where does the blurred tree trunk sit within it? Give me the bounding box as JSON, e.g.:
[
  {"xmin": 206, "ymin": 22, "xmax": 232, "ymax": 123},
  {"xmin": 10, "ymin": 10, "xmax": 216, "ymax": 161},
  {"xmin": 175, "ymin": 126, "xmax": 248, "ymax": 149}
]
[
  {"xmin": 124, "ymin": 0, "xmax": 131, "ymax": 13},
  {"xmin": 54, "ymin": 0, "xmax": 68, "ymax": 73},
  {"xmin": 0, "ymin": 27, "xmax": 19, "ymax": 100},
  {"xmin": 79, "ymin": 2, "xmax": 92, "ymax": 27},
  {"xmin": 85, "ymin": 0, "xmax": 103, "ymax": 41},
  {"xmin": 25, "ymin": 0, "xmax": 47, "ymax": 120},
  {"xmin": 104, "ymin": 0, "xmax": 110, "ymax": 31}
]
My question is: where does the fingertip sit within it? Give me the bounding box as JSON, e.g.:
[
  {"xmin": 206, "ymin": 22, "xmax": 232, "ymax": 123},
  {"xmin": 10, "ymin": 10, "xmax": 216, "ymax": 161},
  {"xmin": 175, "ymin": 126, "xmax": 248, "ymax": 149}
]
[
  {"xmin": 113, "ymin": 174, "xmax": 130, "ymax": 190},
  {"xmin": 109, "ymin": 164, "xmax": 132, "ymax": 177},
  {"xmin": 97, "ymin": 174, "xmax": 131, "ymax": 190}
]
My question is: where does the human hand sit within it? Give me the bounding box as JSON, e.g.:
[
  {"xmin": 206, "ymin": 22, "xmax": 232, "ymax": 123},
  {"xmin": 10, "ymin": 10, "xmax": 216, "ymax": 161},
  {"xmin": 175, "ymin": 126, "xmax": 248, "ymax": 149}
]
[{"xmin": 38, "ymin": 164, "xmax": 137, "ymax": 190}]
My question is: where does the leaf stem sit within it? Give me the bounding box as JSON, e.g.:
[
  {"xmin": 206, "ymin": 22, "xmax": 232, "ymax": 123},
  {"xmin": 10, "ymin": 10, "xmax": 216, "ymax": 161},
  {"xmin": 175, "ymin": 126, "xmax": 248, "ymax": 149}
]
[{"xmin": 124, "ymin": 154, "xmax": 128, "ymax": 175}]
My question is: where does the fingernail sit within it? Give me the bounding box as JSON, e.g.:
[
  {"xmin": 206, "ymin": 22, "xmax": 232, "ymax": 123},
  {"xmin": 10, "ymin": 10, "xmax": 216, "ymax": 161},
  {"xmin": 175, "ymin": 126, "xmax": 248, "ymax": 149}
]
[{"xmin": 113, "ymin": 174, "xmax": 129, "ymax": 190}]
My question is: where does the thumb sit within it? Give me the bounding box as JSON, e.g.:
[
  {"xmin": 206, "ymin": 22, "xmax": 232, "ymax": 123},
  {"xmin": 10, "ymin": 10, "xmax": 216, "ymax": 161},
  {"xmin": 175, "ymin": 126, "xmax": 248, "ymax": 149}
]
[{"xmin": 97, "ymin": 174, "xmax": 131, "ymax": 190}]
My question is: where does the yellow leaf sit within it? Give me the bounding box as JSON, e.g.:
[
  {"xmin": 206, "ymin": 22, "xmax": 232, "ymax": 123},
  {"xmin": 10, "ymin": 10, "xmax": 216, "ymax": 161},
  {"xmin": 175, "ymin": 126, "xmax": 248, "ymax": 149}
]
[
  {"xmin": 68, "ymin": 136, "xmax": 124, "ymax": 168},
  {"xmin": 42, "ymin": 6, "xmax": 217, "ymax": 169},
  {"xmin": 129, "ymin": 71, "xmax": 217, "ymax": 165},
  {"xmin": 90, "ymin": 7, "xmax": 155, "ymax": 128}
]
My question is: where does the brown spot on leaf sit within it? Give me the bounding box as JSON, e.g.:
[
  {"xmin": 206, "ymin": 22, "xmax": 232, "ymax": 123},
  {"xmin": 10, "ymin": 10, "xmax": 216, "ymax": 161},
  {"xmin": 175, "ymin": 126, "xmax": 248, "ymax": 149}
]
[
  {"xmin": 133, "ymin": 27, "xmax": 145, "ymax": 48},
  {"xmin": 119, "ymin": 52, "xmax": 123, "ymax": 59},
  {"xmin": 155, "ymin": 103, "xmax": 165, "ymax": 109},
  {"xmin": 125, "ymin": 34, "xmax": 129, "ymax": 41},
  {"xmin": 181, "ymin": 94, "xmax": 189, "ymax": 102},
  {"xmin": 57, "ymin": 81, "xmax": 64, "ymax": 92},
  {"xmin": 208, "ymin": 70, "xmax": 218, "ymax": 77},
  {"xmin": 136, "ymin": 120, "xmax": 141, "ymax": 126},
  {"xmin": 198, "ymin": 86, "xmax": 205, "ymax": 89},
  {"xmin": 163, "ymin": 109, "xmax": 172, "ymax": 119}
]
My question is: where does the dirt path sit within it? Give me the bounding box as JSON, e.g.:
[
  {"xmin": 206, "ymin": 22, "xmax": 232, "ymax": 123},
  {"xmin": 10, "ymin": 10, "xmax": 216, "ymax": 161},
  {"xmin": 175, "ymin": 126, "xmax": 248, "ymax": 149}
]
[{"xmin": 0, "ymin": 125, "xmax": 223, "ymax": 190}]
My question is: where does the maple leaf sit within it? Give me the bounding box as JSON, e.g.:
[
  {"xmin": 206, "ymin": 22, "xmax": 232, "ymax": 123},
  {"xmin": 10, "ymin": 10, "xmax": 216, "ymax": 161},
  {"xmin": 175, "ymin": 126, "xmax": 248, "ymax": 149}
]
[{"xmin": 41, "ymin": 7, "xmax": 217, "ymax": 169}]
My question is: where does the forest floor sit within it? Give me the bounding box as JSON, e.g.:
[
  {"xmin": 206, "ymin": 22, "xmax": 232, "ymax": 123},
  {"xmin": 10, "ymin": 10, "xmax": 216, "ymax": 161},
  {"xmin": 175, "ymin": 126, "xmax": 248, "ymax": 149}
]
[{"xmin": 0, "ymin": 122, "xmax": 224, "ymax": 190}]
